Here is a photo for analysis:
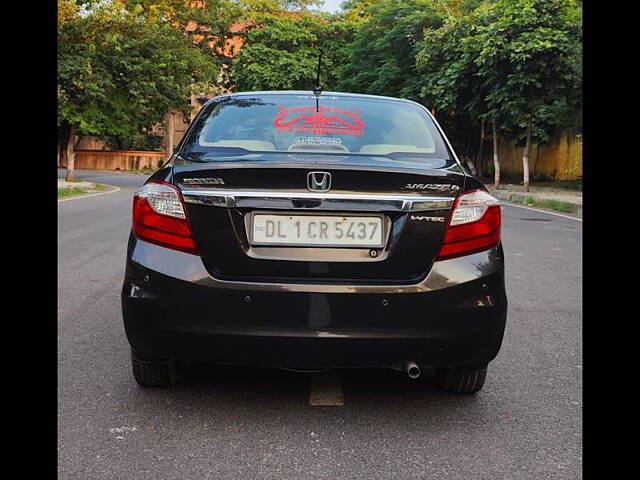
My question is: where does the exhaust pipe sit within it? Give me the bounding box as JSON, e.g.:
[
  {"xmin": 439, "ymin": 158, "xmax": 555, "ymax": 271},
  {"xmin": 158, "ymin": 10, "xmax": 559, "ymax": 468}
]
[{"xmin": 405, "ymin": 361, "xmax": 421, "ymax": 379}]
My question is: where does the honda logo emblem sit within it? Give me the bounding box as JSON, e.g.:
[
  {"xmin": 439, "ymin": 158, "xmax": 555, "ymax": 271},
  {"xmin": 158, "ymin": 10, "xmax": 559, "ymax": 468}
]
[{"xmin": 307, "ymin": 171, "xmax": 331, "ymax": 192}]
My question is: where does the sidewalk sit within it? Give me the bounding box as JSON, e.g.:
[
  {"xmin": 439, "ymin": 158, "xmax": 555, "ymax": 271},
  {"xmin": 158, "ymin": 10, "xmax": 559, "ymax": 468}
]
[{"xmin": 486, "ymin": 183, "xmax": 582, "ymax": 218}]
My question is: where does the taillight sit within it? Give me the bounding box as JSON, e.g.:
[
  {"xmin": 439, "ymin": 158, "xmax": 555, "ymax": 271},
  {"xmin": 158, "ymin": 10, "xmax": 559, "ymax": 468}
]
[
  {"xmin": 132, "ymin": 180, "xmax": 198, "ymax": 255},
  {"xmin": 436, "ymin": 189, "xmax": 501, "ymax": 260}
]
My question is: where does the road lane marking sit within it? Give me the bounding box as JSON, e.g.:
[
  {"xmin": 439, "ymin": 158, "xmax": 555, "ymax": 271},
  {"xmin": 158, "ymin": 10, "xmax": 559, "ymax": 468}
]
[
  {"xmin": 58, "ymin": 185, "xmax": 121, "ymax": 202},
  {"xmin": 501, "ymin": 202, "xmax": 582, "ymax": 222},
  {"xmin": 309, "ymin": 370, "xmax": 344, "ymax": 406}
]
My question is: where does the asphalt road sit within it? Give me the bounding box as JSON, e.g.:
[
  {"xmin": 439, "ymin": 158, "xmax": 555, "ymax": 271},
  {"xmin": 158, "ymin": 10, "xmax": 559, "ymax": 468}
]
[{"xmin": 58, "ymin": 169, "xmax": 582, "ymax": 479}]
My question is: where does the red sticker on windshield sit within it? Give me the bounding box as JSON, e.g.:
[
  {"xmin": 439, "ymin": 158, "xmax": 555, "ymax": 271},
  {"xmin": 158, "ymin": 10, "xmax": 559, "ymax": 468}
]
[{"xmin": 273, "ymin": 106, "xmax": 364, "ymax": 135}]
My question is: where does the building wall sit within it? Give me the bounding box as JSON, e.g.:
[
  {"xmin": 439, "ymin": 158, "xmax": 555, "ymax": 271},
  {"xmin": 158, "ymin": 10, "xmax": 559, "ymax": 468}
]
[
  {"xmin": 65, "ymin": 150, "xmax": 167, "ymax": 171},
  {"xmin": 496, "ymin": 132, "xmax": 582, "ymax": 181},
  {"xmin": 76, "ymin": 136, "xmax": 112, "ymax": 151}
]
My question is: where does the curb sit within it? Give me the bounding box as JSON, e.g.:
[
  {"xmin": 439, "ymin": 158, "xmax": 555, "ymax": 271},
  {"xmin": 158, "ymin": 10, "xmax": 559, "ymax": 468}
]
[
  {"xmin": 489, "ymin": 190, "xmax": 582, "ymax": 219},
  {"xmin": 58, "ymin": 184, "xmax": 121, "ymax": 202},
  {"xmin": 500, "ymin": 202, "xmax": 582, "ymax": 221}
]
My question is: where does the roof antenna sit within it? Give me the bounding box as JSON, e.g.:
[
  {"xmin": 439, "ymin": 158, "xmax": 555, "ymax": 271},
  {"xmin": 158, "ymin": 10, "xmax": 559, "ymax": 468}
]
[{"xmin": 313, "ymin": 49, "xmax": 323, "ymax": 112}]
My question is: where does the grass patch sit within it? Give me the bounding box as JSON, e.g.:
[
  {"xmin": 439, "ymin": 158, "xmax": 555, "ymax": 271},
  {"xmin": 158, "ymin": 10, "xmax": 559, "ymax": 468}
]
[
  {"xmin": 58, "ymin": 187, "xmax": 90, "ymax": 198},
  {"xmin": 531, "ymin": 179, "xmax": 582, "ymax": 192},
  {"xmin": 58, "ymin": 182, "xmax": 108, "ymax": 198},
  {"xmin": 481, "ymin": 178, "xmax": 582, "ymax": 192},
  {"xmin": 554, "ymin": 179, "xmax": 582, "ymax": 191},
  {"xmin": 521, "ymin": 196, "xmax": 577, "ymax": 213}
]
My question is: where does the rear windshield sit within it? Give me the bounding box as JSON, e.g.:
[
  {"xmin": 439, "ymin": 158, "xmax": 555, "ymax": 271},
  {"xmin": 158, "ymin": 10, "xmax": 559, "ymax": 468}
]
[{"xmin": 179, "ymin": 93, "xmax": 451, "ymax": 162}]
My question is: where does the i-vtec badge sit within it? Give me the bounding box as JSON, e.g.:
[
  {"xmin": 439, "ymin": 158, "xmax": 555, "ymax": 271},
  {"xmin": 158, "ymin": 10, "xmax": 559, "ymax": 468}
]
[
  {"xmin": 404, "ymin": 183, "xmax": 460, "ymax": 192},
  {"xmin": 183, "ymin": 177, "xmax": 225, "ymax": 185},
  {"xmin": 410, "ymin": 215, "xmax": 445, "ymax": 222}
]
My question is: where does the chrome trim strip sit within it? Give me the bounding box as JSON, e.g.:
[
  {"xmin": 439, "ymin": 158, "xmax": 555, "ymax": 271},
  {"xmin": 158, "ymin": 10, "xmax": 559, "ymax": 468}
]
[
  {"xmin": 181, "ymin": 189, "xmax": 453, "ymax": 202},
  {"xmin": 181, "ymin": 189, "xmax": 454, "ymax": 212},
  {"xmin": 244, "ymin": 246, "xmax": 390, "ymax": 263}
]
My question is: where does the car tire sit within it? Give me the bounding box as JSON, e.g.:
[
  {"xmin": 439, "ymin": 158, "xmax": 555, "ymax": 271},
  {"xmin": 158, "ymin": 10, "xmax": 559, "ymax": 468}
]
[
  {"xmin": 131, "ymin": 349, "xmax": 180, "ymax": 388},
  {"xmin": 435, "ymin": 366, "xmax": 487, "ymax": 394}
]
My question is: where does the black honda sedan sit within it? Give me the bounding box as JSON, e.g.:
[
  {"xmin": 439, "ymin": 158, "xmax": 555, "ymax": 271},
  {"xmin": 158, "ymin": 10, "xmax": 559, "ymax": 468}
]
[{"xmin": 121, "ymin": 91, "xmax": 507, "ymax": 393}]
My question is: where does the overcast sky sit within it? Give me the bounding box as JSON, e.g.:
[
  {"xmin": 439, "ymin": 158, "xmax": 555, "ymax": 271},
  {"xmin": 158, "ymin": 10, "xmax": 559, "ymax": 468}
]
[{"xmin": 318, "ymin": 0, "xmax": 343, "ymax": 13}]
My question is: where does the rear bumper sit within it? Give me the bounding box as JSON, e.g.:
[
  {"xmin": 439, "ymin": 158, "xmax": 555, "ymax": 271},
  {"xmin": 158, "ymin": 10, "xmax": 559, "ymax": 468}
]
[{"xmin": 122, "ymin": 238, "xmax": 507, "ymax": 368}]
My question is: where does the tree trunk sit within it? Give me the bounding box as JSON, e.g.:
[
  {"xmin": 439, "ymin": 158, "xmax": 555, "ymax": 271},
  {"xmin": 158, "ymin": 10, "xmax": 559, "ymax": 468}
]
[
  {"xmin": 65, "ymin": 124, "xmax": 77, "ymax": 182},
  {"xmin": 58, "ymin": 123, "xmax": 70, "ymax": 168},
  {"xmin": 522, "ymin": 121, "xmax": 532, "ymax": 193},
  {"xmin": 492, "ymin": 119, "xmax": 500, "ymax": 189},
  {"xmin": 165, "ymin": 110, "xmax": 175, "ymax": 160},
  {"xmin": 477, "ymin": 119, "xmax": 485, "ymax": 178},
  {"xmin": 464, "ymin": 156, "xmax": 477, "ymax": 176}
]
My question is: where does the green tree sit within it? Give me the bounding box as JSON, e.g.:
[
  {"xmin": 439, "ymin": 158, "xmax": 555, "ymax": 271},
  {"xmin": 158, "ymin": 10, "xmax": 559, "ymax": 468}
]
[
  {"xmin": 468, "ymin": 0, "xmax": 582, "ymax": 191},
  {"xmin": 417, "ymin": 10, "xmax": 504, "ymax": 185},
  {"xmin": 416, "ymin": 0, "xmax": 581, "ymax": 189},
  {"xmin": 58, "ymin": 0, "xmax": 218, "ymax": 180},
  {"xmin": 416, "ymin": 13, "xmax": 485, "ymax": 179},
  {"xmin": 337, "ymin": 0, "xmax": 445, "ymax": 100},
  {"xmin": 229, "ymin": 6, "xmax": 350, "ymax": 92}
]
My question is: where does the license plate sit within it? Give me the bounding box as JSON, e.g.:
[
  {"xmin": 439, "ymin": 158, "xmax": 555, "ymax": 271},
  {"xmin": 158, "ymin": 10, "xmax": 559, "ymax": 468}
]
[{"xmin": 250, "ymin": 214, "xmax": 385, "ymax": 247}]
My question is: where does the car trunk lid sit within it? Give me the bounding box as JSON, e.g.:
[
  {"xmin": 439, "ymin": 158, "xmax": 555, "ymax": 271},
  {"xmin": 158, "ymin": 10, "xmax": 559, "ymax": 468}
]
[{"xmin": 173, "ymin": 156, "xmax": 465, "ymax": 284}]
